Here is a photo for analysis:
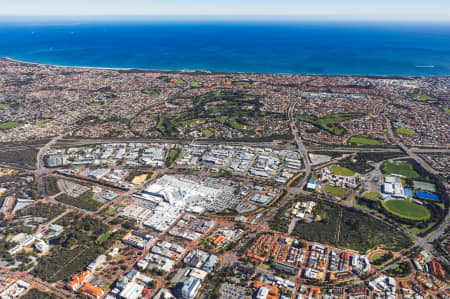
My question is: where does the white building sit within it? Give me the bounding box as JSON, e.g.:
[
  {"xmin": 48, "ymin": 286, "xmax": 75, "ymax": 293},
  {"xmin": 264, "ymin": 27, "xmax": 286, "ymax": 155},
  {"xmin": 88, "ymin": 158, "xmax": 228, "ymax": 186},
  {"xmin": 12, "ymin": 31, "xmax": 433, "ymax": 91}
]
[
  {"xmin": 382, "ymin": 176, "xmax": 406, "ymax": 199},
  {"xmin": 181, "ymin": 277, "xmax": 202, "ymax": 299},
  {"xmin": 256, "ymin": 286, "xmax": 269, "ymax": 299},
  {"xmin": 87, "ymin": 254, "xmax": 106, "ymax": 271},
  {"xmin": 119, "ymin": 282, "xmax": 144, "ymax": 299},
  {"xmin": 34, "ymin": 240, "xmax": 49, "ymax": 253}
]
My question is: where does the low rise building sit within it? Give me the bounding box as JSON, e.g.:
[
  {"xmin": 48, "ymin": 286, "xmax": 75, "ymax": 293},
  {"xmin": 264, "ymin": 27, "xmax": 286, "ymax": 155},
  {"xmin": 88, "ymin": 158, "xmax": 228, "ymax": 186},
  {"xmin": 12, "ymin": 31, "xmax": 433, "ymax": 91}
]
[
  {"xmin": 119, "ymin": 281, "xmax": 144, "ymax": 299},
  {"xmin": 80, "ymin": 283, "xmax": 104, "ymax": 299},
  {"xmin": 181, "ymin": 277, "xmax": 202, "ymax": 299}
]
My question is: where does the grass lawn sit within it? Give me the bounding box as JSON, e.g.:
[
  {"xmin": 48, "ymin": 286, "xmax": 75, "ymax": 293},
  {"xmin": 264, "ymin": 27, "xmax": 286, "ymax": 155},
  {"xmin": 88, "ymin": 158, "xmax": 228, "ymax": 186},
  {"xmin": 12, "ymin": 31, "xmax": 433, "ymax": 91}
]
[
  {"xmin": 43, "ymin": 176, "xmax": 60, "ymax": 196},
  {"xmin": 101, "ymin": 205, "xmax": 118, "ymax": 217},
  {"xmin": 180, "ymin": 118, "xmax": 207, "ymax": 126},
  {"xmin": 371, "ymin": 252, "xmax": 393, "ymax": 265},
  {"xmin": 157, "ymin": 115, "xmax": 179, "ymax": 137},
  {"xmin": 350, "ymin": 136, "xmax": 379, "ymax": 145},
  {"xmin": 324, "ymin": 185, "xmax": 347, "ymax": 196},
  {"xmin": 227, "ymin": 117, "xmax": 253, "ymax": 132},
  {"xmin": 0, "ymin": 121, "xmax": 22, "ymax": 130},
  {"xmin": 175, "ymin": 80, "xmax": 185, "ymax": 84},
  {"xmin": 232, "ymin": 81, "xmax": 251, "ymax": 86},
  {"xmin": 89, "ymin": 102, "xmax": 103, "ymax": 107},
  {"xmin": 444, "ymin": 108, "xmax": 450, "ymax": 113},
  {"xmin": 408, "ymin": 222, "xmax": 436, "ymax": 235},
  {"xmin": 382, "ymin": 200, "xmax": 430, "ymax": 221},
  {"xmin": 0, "ymin": 104, "xmax": 9, "ymax": 109},
  {"xmin": 98, "ymin": 231, "xmax": 112, "ymax": 243},
  {"xmin": 297, "ymin": 113, "xmax": 363, "ymax": 136},
  {"xmin": 371, "ymin": 252, "xmax": 385, "ymax": 261},
  {"xmin": 396, "ymin": 127, "xmax": 417, "ymax": 136},
  {"xmin": 166, "ymin": 148, "xmax": 181, "ymax": 167},
  {"xmin": 387, "ymin": 262, "xmax": 412, "ymax": 278},
  {"xmin": 35, "ymin": 119, "xmax": 52, "ymax": 126},
  {"xmin": 202, "ymin": 129, "xmax": 214, "ymax": 137},
  {"xmin": 330, "ymin": 166, "xmax": 355, "ymax": 176},
  {"xmin": 382, "ymin": 162, "xmax": 419, "ymax": 178},
  {"xmin": 143, "ymin": 88, "xmax": 159, "ymax": 94},
  {"xmin": 414, "ymin": 94, "xmax": 438, "ymax": 102},
  {"xmin": 363, "ymin": 192, "xmax": 381, "ymax": 200},
  {"xmin": 55, "ymin": 192, "xmax": 102, "ymax": 212},
  {"xmin": 191, "ymin": 81, "xmax": 201, "ymax": 88}
]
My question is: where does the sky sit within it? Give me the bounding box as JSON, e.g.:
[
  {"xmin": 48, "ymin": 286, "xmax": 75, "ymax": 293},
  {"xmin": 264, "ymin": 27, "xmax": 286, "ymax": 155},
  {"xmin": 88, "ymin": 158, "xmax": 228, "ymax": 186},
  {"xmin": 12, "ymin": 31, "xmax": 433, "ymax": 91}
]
[{"xmin": 1, "ymin": 0, "xmax": 450, "ymax": 22}]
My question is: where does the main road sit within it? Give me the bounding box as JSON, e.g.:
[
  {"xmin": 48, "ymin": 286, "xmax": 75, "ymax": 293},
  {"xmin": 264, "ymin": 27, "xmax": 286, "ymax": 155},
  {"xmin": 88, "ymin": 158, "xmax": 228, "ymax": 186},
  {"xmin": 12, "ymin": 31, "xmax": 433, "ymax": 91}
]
[
  {"xmin": 288, "ymin": 94, "xmax": 311, "ymax": 191},
  {"xmin": 383, "ymin": 115, "xmax": 449, "ymax": 259},
  {"xmin": 36, "ymin": 133, "xmax": 66, "ymax": 197},
  {"xmin": 384, "ymin": 115, "xmax": 444, "ymax": 176}
]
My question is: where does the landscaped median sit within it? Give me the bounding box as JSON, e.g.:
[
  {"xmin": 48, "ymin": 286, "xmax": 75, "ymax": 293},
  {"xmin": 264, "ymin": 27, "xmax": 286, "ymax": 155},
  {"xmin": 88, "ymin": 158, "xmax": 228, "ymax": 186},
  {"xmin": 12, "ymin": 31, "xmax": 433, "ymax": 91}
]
[
  {"xmin": 362, "ymin": 192, "xmax": 381, "ymax": 200},
  {"xmin": 382, "ymin": 199, "xmax": 431, "ymax": 221}
]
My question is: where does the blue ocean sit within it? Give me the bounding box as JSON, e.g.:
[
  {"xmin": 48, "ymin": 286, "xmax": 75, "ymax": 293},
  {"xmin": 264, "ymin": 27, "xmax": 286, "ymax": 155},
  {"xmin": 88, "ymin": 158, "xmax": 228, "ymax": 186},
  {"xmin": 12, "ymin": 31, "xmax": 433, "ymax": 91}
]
[{"xmin": 0, "ymin": 20, "xmax": 449, "ymax": 76}]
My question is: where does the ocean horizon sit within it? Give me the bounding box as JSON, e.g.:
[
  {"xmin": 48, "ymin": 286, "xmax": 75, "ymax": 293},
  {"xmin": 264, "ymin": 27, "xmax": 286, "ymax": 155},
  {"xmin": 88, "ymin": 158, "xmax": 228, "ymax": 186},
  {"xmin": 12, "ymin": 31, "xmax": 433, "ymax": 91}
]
[{"xmin": 0, "ymin": 20, "xmax": 449, "ymax": 76}]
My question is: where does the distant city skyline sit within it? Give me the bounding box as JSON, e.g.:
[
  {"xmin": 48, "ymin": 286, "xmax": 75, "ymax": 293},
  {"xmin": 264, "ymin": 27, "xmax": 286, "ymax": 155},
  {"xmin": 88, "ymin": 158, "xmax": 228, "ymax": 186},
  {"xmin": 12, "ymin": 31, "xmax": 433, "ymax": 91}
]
[{"xmin": 1, "ymin": 0, "xmax": 450, "ymax": 22}]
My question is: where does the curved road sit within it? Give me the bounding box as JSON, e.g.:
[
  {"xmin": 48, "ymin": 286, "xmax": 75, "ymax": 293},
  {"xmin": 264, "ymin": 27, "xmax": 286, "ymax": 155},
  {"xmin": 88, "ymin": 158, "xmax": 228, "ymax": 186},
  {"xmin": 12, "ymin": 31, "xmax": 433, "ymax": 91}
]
[
  {"xmin": 384, "ymin": 115, "xmax": 449, "ymax": 245},
  {"xmin": 36, "ymin": 133, "xmax": 66, "ymax": 197}
]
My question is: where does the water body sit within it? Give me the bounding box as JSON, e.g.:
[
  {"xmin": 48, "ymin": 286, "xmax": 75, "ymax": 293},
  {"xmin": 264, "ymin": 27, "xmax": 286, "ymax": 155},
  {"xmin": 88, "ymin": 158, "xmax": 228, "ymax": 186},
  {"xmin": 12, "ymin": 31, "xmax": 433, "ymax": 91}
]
[{"xmin": 0, "ymin": 20, "xmax": 449, "ymax": 76}]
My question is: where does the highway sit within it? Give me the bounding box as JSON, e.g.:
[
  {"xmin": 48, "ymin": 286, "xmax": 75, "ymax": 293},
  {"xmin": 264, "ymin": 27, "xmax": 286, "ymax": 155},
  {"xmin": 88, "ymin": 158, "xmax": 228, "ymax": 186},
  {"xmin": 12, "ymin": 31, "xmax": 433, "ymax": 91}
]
[
  {"xmin": 36, "ymin": 133, "xmax": 66, "ymax": 197},
  {"xmin": 283, "ymin": 94, "xmax": 312, "ymax": 233},
  {"xmin": 288, "ymin": 95, "xmax": 311, "ymax": 191}
]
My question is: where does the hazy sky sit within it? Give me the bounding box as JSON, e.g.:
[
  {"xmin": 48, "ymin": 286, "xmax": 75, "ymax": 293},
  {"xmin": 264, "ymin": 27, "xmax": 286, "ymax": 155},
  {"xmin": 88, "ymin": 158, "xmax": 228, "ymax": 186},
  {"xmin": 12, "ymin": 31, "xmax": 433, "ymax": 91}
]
[{"xmin": 1, "ymin": 0, "xmax": 450, "ymax": 21}]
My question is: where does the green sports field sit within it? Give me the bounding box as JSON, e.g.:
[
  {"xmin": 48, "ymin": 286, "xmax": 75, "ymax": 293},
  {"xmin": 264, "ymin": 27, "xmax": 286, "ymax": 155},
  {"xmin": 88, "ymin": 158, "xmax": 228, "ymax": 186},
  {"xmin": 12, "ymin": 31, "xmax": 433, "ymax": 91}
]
[
  {"xmin": 232, "ymin": 81, "xmax": 251, "ymax": 86},
  {"xmin": 382, "ymin": 200, "xmax": 430, "ymax": 221},
  {"xmin": 350, "ymin": 136, "xmax": 379, "ymax": 145},
  {"xmin": 0, "ymin": 121, "xmax": 22, "ymax": 130},
  {"xmin": 382, "ymin": 162, "xmax": 419, "ymax": 178},
  {"xmin": 330, "ymin": 166, "xmax": 355, "ymax": 176},
  {"xmin": 395, "ymin": 127, "xmax": 417, "ymax": 136},
  {"xmin": 324, "ymin": 185, "xmax": 347, "ymax": 196},
  {"xmin": 414, "ymin": 94, "xmax": 437, "ymax": 102},
  {"xmin": 191, "ymin": 81, "xmax": 201, "ymax": 88}
]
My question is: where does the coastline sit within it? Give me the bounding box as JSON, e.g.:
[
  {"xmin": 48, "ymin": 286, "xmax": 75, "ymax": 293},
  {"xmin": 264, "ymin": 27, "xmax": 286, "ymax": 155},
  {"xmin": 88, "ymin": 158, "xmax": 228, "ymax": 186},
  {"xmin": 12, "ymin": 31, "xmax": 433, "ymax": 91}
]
[
  {"xmin": 2, "ymin": 56, "xmax": 134, "ymax": 72},
  {"xmin": 1, "ymin": 57, "xmax": 441, "ymax": 78},
  {"xmin": 1, "ymin": 56, "xmax": 238, "ymax": 76}
]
